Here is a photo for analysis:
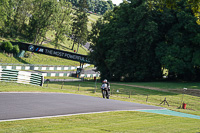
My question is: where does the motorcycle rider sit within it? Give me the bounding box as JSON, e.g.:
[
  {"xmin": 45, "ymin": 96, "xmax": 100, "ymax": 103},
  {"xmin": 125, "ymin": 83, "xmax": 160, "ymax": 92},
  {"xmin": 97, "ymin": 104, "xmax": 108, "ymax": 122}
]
[{"xmin": 101, "ymin": 79, "xmax": 110, "ymax": 98}]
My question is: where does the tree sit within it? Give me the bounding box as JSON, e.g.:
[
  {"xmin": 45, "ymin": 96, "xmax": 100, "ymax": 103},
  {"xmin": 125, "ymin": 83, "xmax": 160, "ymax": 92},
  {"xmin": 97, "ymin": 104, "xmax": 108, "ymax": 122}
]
[
  {"xmin": 0, "ymin": 0, "xmax": 34, "ymax": 38},
  {"xmin": 28, "ymin": 0, "xmax": 57, "ymax": 44},
  {"xmin": 12, "ymin": 0, "xmax": 33, "ymax": 37},
  {"xmin": 71, "ymin": 0, "xmax": 89, "ymax": 52},
  {"xmin": 53, "ymin": 1, "xmax": 72, "ymax": 48},
  {"xmin": 155, "ymin": 0, "xmax": 200, "ymax": 80},
  {"xmin": 1, "ymin": 0, "xmax": 16, "ymax": 37},
  {"xmin": 2, "ymin": 41, "xmax": 13, "ymax": 53},
  {"xmin": 89, "ymin": 0, "xmax": 162, "ymax": 81},
  {"xmin": 13, "ymin": 45, "xmax": 20, "ymax": 54},
  {"xmin": 89, "ymin": 0, "xmax": 200, "ymax": 81},
  {"xmin": 0, "ymin": 0, "xmax": 8, "ymax": 31}
]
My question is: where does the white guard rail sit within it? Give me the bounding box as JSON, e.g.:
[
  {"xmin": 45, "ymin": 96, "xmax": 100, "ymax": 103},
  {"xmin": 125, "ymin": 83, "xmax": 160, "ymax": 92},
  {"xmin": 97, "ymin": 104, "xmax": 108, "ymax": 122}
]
[{"xmin": 0, "ymin": 69, "xmax": 43, "ymax": 86}]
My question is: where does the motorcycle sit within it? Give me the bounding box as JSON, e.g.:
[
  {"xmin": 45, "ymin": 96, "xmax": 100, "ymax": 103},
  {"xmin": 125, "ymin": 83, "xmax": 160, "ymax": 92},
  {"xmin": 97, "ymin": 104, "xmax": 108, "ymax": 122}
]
[{"xmin": 101, "ymin": 83, "xmax": 109, "ymax": 99}]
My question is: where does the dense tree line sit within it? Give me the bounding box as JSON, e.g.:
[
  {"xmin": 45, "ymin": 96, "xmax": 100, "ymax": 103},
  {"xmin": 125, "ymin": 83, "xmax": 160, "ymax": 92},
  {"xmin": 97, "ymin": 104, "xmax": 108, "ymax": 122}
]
[
  {"xmin": 68, "ymin": 0, "xmax": 115, "ymax": 15},
  {"xmin": 0, "ymin": 0, "xmax": 72, "ymax": 45},
  {"xmin": 0, "ymin": 0, "xmax": 92, "ymax": 52},
  {"xmin": 0, "ymin": 0, "xmax": 114, "ymax": 52},
  {"xmin": 89, "ymin": 0, "xmax": 200, "ymax": 81}
]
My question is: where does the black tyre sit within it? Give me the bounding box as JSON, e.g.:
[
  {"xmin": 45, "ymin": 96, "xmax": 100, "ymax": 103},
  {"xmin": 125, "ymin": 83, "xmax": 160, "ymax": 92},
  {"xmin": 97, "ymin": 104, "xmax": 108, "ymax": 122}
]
[
  {"xmin": 106, "ymin": 95, "xmax": 109, "ymax": 99},
  {"xmin": 102, "ymin": 90, "xmax": 106, "ymax": 98},
  {"xmin": 106, "ymin": 90, "xmax": 109, "ymax": 99}
]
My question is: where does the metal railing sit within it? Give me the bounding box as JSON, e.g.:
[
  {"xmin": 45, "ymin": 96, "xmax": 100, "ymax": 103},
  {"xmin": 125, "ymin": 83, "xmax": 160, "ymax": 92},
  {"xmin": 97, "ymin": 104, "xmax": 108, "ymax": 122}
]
[{"xmin": 0, "ymin": 69, "xmax": 43, "ymax": 86}]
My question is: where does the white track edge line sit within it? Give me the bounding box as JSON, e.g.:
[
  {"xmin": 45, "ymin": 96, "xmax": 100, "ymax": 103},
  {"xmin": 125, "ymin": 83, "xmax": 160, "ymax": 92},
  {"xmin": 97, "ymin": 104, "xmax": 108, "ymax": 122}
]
[{"xmin": 0, "ymin": 109, "xmax": 167, "ymax": 122}]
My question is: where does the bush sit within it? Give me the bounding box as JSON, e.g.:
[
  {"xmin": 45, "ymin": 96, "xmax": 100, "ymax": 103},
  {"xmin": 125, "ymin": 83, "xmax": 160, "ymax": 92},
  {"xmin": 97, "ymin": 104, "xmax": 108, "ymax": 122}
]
[
  {"xmin": 2, "ymin": 41, "xmax": 13, "ymax": 53},
  {"xmin": 24, "ymin": 51, "xmax": 32, "ymax": 58},
  {"xmin": 13, "ymin": 45, "xmax": 20, "ymax": 54}
]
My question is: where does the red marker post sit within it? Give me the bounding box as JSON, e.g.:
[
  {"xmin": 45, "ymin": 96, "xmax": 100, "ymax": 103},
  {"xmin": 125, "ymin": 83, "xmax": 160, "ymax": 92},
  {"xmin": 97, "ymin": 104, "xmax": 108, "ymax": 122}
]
[{"xmin": 182, "ymin": 103, "xmax": 187, "ymax": 109}]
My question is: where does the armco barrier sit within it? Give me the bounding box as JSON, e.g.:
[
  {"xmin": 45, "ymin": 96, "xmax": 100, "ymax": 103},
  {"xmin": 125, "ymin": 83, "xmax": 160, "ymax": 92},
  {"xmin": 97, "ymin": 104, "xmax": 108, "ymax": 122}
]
[
  {"xmin": 0, "ymin": 69, "xmax": 43, "ymax": 86},
  {"xmin": 44, "ymin": 79, "xmax": 82, "ymax": 82},
  {"xmin": 0, "ymin": 64, "xmax": 91, "ymax": 71},
  {"xmin": 0, "ymin": 64, "xmax": 100, "ymax": 78},
  {"xmin": 42, "ymin": 73, "xmax": 100, "ymax": 78}
]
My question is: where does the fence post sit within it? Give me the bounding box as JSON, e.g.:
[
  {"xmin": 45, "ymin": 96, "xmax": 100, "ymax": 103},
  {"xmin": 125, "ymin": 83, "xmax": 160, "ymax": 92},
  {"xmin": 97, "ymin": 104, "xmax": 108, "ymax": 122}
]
[
  {"xmin": 145, "ymin": 95, "xmax": 149, "ymax": 102},
  {"xmin": 129, "ymin": 91, "xmax": 131, "ymax": 98},
  {"xmin": 78, "ymin": 84, "xmax": 80, "ymax": 91},
  {"xmin": 61, "ymin": 82, "xmax": 64, "ymax": 89},
  {"xmin": 94, "ymin": 85, "xmax": 97, "ymax": 93},
  {"xmin": 46, "ymin": 81, "xmax": 49, "ymax": 87}
]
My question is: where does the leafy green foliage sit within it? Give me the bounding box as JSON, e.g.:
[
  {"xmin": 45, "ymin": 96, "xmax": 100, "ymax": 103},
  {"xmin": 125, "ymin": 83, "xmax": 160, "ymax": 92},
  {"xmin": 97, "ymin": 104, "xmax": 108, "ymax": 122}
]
[
  {"xmin": 89, "ymin": 0, "xmax": 200, "ymax": 81},
  {"xmin": 1, "ymin": 41, "xmax": 20, "ymax": 54},
  {"xmin": 71, "ymin": 0, "xmax": 89, "ymax": 52},
  {"xmin": 13, "ymin": 45, "xmax": 20, "ymax": 54},
  {"xmin": 53, "ymin": 1, "xmax": 72, "ymax": 48},
  {"xmin": 155, "ymin": 0, "xmax": 200, "ymax": 80},
  {"xmin": 0, "ymin": 0, "xmax": 73, "ymax": 46},
  {"xmin": 90, "ymin": 1, "xmax": 162, "ymax": 81},
  {"xmin": 0, "ymin": 0, "xmax": 100, "ymax": 55},
  {"xmin": 28, "ymin": 0, "xmax": 58, "ymax": 44},
  {"xmin": 2, "ymin": 41, "xmax": 13, "ymax": 53},
  {"xmin": 0, "ymin": 0, "xmax": 8, "ymax": 29}
]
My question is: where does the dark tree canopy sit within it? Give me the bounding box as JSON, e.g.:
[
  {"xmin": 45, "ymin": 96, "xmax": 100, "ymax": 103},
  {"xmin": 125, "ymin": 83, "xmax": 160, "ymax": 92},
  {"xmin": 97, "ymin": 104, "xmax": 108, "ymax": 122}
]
[{"xmin": 89, "ymin": 0, "xmax": 200, "ymax": 81}]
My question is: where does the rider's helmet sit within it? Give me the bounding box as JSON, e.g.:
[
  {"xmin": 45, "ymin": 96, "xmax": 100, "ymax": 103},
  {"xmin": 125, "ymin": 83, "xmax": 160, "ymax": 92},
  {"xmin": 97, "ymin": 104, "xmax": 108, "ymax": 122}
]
[{"xmin": 103, "ymin": 79, "xmax": 107, "ymax": 83}]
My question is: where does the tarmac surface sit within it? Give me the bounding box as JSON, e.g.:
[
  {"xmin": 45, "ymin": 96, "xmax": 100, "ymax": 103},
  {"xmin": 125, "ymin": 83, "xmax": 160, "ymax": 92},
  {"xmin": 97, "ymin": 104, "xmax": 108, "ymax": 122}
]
[{"xmin": 0, "ymin": 92, "xmax": 164, "ymax": 121}]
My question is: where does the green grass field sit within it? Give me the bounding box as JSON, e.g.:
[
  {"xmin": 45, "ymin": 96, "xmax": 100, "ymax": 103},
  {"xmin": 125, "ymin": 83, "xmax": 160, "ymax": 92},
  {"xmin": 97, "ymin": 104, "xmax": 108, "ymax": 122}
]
[
  {"xmin": 125, "ymin": 82, "xmax": 200, "ymax": 90},
  {"xmin": 0, "ymin": 52, "xmax": 81, "ymax": 66},
  {"xmin": 0, "ymin": 111, "xmax": 199, "ymax": 133},
  {"xmin": 0, "ymin": 81, "xmax": 200, "ymax": 132}
]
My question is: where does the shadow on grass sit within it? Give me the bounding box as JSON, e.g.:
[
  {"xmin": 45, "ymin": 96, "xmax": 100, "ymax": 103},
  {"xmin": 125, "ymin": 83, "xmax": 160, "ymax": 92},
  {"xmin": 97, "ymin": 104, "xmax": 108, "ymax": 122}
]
[
  {"xmin": 14, "ymin": 57, "xmax": 29, "ymax": 64},
  {"xmin": 58, "ymin": 44, "xmax": 71, "ymax": 51}
]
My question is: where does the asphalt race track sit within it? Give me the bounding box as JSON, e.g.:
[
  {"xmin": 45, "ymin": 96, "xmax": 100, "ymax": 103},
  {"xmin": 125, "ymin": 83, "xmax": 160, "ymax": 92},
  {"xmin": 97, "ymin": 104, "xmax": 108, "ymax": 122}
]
[{"xmin": 0, "ymin": 92, "xmax": 165, "ymax": 121}]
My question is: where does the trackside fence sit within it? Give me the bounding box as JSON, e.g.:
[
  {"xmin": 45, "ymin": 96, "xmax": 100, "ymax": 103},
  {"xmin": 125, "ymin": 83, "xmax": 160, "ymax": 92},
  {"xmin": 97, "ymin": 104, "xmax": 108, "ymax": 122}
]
[
  {"xmin": 0, "ymin": 69, "xmax": 43, "ymax": 86},
  {"xmin": 0, "ymin": 63, "xmax": 91, "ymax": 71},
  {"xmin": 42, "ymin": 81, "xmax": 200, "ymax": 112}
]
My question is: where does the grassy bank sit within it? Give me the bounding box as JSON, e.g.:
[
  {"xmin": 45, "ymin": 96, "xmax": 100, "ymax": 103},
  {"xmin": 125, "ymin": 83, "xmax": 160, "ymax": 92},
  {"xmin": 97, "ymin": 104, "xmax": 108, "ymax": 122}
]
[
  {"xmin": 0, "ymin": 52, "xmax": 81, "ymax": 66},
  {"xmin": 0, "ymin": 111, "xmax": 199, "ymax": 133}
]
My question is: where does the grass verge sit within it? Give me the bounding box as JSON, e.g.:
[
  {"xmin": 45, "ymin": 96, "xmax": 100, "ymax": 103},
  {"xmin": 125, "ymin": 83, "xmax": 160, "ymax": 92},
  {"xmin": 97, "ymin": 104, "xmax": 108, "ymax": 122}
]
[{"xmin": 0, "ymin": 111, "xmax": 199, "ymax": 133}]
